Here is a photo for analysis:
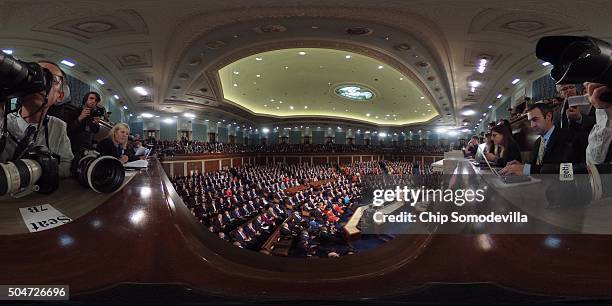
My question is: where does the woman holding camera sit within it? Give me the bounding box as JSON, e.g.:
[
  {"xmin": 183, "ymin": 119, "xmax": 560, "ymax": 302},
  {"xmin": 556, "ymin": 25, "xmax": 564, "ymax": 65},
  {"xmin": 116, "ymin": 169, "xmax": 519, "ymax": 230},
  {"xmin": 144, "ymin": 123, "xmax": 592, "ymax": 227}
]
[{"xmin": 97, "ymin": 122, "xmax": 131, "ymax": 164}]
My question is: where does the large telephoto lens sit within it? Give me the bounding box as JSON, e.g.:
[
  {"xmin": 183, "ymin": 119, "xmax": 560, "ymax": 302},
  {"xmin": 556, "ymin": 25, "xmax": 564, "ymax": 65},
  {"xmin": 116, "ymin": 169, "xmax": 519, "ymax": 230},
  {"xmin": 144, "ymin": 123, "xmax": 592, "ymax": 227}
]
[
  {"xmin": 0, "ymin": 160, "xmax": 42, "ymax": 196},
  {"xmin": 73, "ymin": 151, "xmax": 125, "ymax": 193}
]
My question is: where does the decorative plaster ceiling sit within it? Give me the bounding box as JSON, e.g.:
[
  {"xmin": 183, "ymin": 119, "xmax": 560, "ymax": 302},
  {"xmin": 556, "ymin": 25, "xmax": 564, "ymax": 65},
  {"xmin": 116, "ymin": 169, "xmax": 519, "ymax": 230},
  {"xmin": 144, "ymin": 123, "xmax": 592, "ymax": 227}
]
[{"xmin": 218, "ymin": 48, "xmax": 438, "ymax": 126}]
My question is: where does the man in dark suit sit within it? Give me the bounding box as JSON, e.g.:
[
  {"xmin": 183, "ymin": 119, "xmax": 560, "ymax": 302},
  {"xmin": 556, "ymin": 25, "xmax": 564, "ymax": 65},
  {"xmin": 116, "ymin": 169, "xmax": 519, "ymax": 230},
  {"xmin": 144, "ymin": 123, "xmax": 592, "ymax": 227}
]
[
  {"xmin": 557, "ymin": 83, "xmax": 596, "ymax": 133},
  {"xmin": 501, "ymin": 103, "xmax": 583, "ymax": 176}
]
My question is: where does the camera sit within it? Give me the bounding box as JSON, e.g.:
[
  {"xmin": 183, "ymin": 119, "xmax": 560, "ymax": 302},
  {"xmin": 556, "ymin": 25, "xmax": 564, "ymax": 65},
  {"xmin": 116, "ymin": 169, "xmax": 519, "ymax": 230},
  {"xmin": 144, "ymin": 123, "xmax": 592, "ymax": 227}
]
[
  {"xmin": 0, "ymin": 146, "xmax": 59, "ymax": 197},
  {"xmin": 0, "ymin": 51, "xmax": 53, "ymax": 99},
  {"xmin": 536, "ymin": 35, "xmax": 612, "ymax": 102},
  {"xmin": 71, "ymin": 150, "xmax": 125, "ymax": 193},
  {"xmin": 90, "ymin": 107, "xmax": 105, "ymax": 118}
]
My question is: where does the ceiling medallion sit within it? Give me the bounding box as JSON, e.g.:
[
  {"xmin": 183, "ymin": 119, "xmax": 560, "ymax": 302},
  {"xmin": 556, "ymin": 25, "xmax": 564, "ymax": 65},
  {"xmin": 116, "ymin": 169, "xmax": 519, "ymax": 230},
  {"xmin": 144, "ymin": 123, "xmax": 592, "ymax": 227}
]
[
  {"xmin": 394, "ymin": 43, "xmax": 412, "ymax": 51},
  {"xmin": 205, "ymin": 40, "xmax": 227, "ymax": 49},
  {"xmin": 334, "ymin": 85, "xmax": 375, "ymax": 101},
  {"xmin": 253, "ymin": 25, "xmax": 287, "ymax": 33},
  {"xmin": 346, "ymin": 27, "xmax": 373, "ymax": 36},
  {"xmin": 75, "ymin": 21, "xmax": 114, "ymax": 33}
]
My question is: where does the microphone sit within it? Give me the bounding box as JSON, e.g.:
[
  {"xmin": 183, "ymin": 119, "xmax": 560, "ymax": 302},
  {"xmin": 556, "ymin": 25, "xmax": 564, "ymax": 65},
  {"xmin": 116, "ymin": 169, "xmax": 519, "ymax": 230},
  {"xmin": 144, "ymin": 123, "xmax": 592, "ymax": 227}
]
[{"xmin": 542, "ymin": 163, "xmax": 612, "ymax": 207}]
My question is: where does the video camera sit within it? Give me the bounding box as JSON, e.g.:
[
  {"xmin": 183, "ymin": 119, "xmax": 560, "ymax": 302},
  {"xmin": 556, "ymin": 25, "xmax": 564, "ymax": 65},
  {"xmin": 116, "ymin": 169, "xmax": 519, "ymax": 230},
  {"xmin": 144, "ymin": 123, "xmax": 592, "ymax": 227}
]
[{"xmin": 536, "ymin": 35, "xmax": 612, "ymax": 102}]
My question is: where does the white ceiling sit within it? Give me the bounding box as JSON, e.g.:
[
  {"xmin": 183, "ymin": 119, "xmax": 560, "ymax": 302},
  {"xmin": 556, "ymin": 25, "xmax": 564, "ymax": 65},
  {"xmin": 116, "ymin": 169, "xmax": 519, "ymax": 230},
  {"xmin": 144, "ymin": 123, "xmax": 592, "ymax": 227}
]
[{"xmin": 1, "ymin": 0, "xmax": 610, "ymax": 131}]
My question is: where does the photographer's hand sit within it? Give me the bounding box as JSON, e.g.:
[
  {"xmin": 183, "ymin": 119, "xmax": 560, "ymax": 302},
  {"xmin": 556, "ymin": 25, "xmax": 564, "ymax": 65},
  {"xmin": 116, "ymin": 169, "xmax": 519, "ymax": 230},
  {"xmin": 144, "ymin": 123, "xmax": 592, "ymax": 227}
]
[
  {"xmin": 78, "ymin": 107, "xmax": 91, "ymax": 122},
  {"xmin": 585, "ymin": 82, "xmax": 612, "ymax": 109}
]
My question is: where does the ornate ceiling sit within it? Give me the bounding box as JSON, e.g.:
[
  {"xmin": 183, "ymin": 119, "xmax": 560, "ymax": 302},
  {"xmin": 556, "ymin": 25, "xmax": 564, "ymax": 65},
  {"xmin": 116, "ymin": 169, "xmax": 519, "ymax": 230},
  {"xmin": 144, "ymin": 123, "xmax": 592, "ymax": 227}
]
[{"xmin": 1, "ymin": 0, "xmax": 610, "ymax": 131}]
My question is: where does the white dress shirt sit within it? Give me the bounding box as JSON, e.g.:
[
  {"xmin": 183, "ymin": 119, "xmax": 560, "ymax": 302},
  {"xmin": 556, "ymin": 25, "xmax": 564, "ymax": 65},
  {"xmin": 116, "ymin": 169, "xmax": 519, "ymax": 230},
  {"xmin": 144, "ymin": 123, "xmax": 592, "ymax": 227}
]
[{"xmin": 586, "ymin": 108, "xmax": 612, "ymax": 165}]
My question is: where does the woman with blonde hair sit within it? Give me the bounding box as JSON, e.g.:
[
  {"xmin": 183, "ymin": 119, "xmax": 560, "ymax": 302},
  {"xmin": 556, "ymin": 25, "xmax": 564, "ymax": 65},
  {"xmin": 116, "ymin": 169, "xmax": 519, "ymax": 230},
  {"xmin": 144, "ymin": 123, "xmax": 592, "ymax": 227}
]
[{"xmin": 96, "ymin": 122, "xmax": 130, "ymax": 163}]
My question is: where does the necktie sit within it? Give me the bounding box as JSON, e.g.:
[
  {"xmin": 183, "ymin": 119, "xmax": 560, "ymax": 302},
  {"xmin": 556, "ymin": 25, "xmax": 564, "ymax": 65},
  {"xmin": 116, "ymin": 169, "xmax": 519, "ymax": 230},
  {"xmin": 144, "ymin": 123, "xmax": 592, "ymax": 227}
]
[{"xmin": 536, "ymin": 136, "xmax": 545, "ymax": 165}]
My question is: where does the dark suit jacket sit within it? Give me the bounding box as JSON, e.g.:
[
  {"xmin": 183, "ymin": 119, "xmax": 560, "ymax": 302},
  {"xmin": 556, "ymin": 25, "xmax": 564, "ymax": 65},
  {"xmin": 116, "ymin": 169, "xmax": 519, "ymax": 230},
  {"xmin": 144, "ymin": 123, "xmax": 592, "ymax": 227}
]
[{"xmin": 529, "ymin": 127, "xmax": 583, "ymax": 174}]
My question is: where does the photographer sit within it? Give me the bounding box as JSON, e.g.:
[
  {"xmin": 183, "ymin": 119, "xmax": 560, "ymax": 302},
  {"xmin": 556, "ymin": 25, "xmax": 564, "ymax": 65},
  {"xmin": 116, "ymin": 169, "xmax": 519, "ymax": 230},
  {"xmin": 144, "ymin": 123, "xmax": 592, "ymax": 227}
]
[
  {"xmin": 67, "ymin": 92, "xmax": 103, "ymax": 154},
  {"xmin": 585, "ymin": 82, "xmax": 612, "ymax": 164},
  {"xmin": 0, "ymin": 61, "xmax": 74, "ymax": 178}
]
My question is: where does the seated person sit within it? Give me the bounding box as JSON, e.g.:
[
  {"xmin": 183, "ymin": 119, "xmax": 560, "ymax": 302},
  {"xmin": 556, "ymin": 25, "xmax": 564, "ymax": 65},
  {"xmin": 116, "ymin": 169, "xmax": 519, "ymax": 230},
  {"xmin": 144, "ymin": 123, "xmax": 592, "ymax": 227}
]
[
  {"xmin": 485, "ymin": 123, "xmax": 522, "ymax": 167},
  {"xmin": 96, "ymin": 122, "xmax": 134, "ymax": 164}
]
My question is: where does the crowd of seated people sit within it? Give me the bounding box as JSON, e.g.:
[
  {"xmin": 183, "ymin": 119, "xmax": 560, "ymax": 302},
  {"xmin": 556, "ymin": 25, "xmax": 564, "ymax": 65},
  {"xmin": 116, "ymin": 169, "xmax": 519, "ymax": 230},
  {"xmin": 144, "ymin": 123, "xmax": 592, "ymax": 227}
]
[
  {"xmin": 169, "ymin": 159, "xmax": 442, "ymax": 257},
  {"xmin": 152, "ymin": 140, "xmax": 450, "ymax": 156}
]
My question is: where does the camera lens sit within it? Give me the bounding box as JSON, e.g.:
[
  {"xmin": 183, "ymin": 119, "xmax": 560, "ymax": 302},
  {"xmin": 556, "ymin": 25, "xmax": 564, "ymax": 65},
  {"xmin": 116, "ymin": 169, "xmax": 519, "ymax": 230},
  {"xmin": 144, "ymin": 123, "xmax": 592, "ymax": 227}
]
[
  {"xmin": 0, "ymin": 159, "xmax": 42, "ymax": 196},
  {"xmin": 73, "ymin": 151, "xmax": 125, "ymax": 193},
  {"xmin": 85, "ymin": 156, "xmax": 125, "ymax": 193}
]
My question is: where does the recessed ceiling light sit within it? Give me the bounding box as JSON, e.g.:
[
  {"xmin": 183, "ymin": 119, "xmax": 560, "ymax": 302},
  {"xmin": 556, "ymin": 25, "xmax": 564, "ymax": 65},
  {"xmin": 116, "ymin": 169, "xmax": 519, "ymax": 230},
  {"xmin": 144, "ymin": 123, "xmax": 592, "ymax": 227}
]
[
  {"xmin": 264, "ymin": 104, "xmax": 267, "ymax": 107},
  {"xmin": 304, "ymin": 106, "xmax": 308, "ymax": 109},
  {"xmin": 256, "ymin": 74, "xmax": 261, "ymax": 78},
  {"xmin": 496, "ymin": 94, "xmax": 503, "ymax": 99},
  {"xmin": 511, "ymin": 78, "xmax": 520, "ymax": 85},
  {"xmin": 96, "ymin": 79, "xmax": 105, "ymax": 85},
  {"xmin": 298, "ymin": 51, "xmax": 306, "ymax": 55},
  {"xmin": 289, "ymin": 106, "xmax": 294, "ymax": 110},
  {"xmin": 399, "ymin": 77, "xmax": 404, "ymax": 80},
  {"xmin": 184, "ymin": 112, "xmax": 196, "ymax": 119},
  {"xmin": 123, "ymin": 106, "xmax": 128, "ymax": 110},
  {"xmin": 141, "ymin": 113, "xmax": 154, "ymax": 118},
  {"xmin": 279, "ymin": 101, "xmax": 283, "ymax": 104},
  {"xmin": 255, "ymin": 57, "xmax": 262, "ymax": 61},
  {"xmin": 60, "ymin": 59, "xmax": 76, "ymax": 67},
  {"xmin": 461, "ymin": 109, "xmax": 476, "ymax": 116},
  {"xmin": 233, "ymin": 71, "xmax": 239, "ymax": 75},
  {"xmin": 542, "ymin": 61, "xmax": 551, "ymax": 66},
  {"xmin": 155, "ymin": 115, "xmax": 160, "ymax": 118},
  {"xmin": 366, "ymin": 113, "xmax": 370, "ymax": 117},
  {"xmin": 375, "ymin": 116, "xmax": 379, "ymax": 119},
  {"xmin": 377, "ymin": 65, "xmax": 384, "ymax": 69},
  {"xmin": 345, "ymin": 55, "xmax": 351, "ymax": 59},
  {"xmin": 270, "ymin": 98, "xmax": 275, "ymax": 102},
  {"xmin": 420, "ymin": 96, "xmax": 425, "ymax": 99},
  {"xmin": 276, "ymin": 106, "xmax": 280, "ymax": 109},
  {"xmin": 113, "ymin": 95, "xmax": 120, "ymax": 99},
  {"xmin": 284, "ymin": 66, "xmax": 289, "ymax": 69},
  {"xmin": 488, "ymin": 105, "xmax": 493, "ymax": 109},
  {"xmin": 2, "ymin": 49, "xmax": 13, "ymax": 55},
  {"xmin": 134, "ymin": 86, "xmax": 148, "ymax": 95}
]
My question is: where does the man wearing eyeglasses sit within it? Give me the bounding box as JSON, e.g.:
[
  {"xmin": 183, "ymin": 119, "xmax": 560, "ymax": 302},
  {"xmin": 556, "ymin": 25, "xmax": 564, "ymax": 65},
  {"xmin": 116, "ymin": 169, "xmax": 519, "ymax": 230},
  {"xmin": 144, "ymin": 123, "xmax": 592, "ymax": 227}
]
[
  {"xmin": 0, "ymin": 61, "xmax": 74, "ymax": 178},
  {"xmin": 557, "ymin": 84, "xmax": 595, "ymax": 132}
]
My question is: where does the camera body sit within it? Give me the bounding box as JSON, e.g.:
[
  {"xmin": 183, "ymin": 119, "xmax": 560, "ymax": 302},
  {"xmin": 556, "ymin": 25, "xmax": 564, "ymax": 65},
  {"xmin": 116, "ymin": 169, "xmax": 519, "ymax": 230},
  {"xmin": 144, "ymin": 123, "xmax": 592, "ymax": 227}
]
[
  {"xmin": 0, "ymin": 146, "xmax": 60, "ymax": 197},
  {"xmin": 90, "ymin": 107, "xmax": 105, "ymax": 118}
]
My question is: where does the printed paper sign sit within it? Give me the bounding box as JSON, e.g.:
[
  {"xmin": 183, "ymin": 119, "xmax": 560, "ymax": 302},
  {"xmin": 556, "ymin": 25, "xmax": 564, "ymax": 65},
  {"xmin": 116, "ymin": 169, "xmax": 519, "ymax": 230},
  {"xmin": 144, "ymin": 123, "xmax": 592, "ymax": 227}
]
[{"xmin": 19, "ymin": 204, "xmax": 72, "ymax": 233}]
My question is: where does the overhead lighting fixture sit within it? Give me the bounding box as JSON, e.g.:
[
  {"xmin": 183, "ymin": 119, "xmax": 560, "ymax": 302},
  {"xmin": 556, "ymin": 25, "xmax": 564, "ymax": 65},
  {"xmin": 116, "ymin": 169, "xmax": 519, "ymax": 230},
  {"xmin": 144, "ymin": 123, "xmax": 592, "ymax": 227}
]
[
  {"xmin": 233, "ymin": 71, "xmax": 239, "ymax": 75},
  {"xmin": 60, "ymin": 59, "xmax": 76, "ymax": 67},
  {"xmin": 262, "ymin": 128, "xmax": 270, "ymax": 134},
  {"xmin": 122, "ymin": 106, "xmax": 128, "ymax": 110},
  {"xmin": 511, "ymin": 78, "xmax": 520, "ymax": 85},
  {"xmin": 461, "ymin": 109, "xmax": 476, "ymax": 116},
  {"xmin": 233, "ymin": 83, "xmax": 237, "ymax": 87},
  {"xmin": 255, "ymin": 57, "xmax": 262, "ymax": 61},
  {"xmin": 463, "ymin": 122, "xmax": 468, "ymax": 126},
  {"xmin": 477, "ymin": 57, "xmax": 488, "ymax": 74},
  {"xmin": 154, "ymin": 115, "xmax": 160, "ymax": 118},
  {"xmin": 542, "ymin": 61, "xmax": 551, "ymax": 66},
  {"xmin": 469, "ymin": 81, "xmax": 481, "ymax": 88},
  {"xmin": 496, "ymin": 94, "xmax": 503, "ymax": 99},
  {"xmin": 2, "ymin": 49, "xmax": 13, "ymax": 55},
  {"xmin": 379, "ymin": 132, "xmax": 387, "ymax": 137},
  {"xmin": 96, "ymin": 79, "xmax": 105, "ymax": 85},
  {"xmin": 289, "ymin": 106, "xmax": 294, "ymax": 110},
  {"xmin": 298, "ymin": 51, "xmax": 306, "ymax": 55},
  {"xmin": 304, "ymin": 106, "xmax": 308, "ymax": 109},
  {"xmin": 366, "ymin": 113, "xmax": 371, "ymax": 117},
  {"xmin": 345, "ymin": 55, "xmax": 351, "ymax": 59},
  {"xmin": 141, "ymin": 113, "xmax": 154, "ymax": 118},
  {"xmin": 488, "ymin": 105, "xmax": 493, "ymax": 109},
  {"xmin": 256, "ymin": 74, "xmax": 261, "ymax": 78},
  {"xmin": 113, "ymin": 95, "xmax": 120, "ymax": 99},
  {"xmin": 134, "ymin": 86, "xmax": 149, "ymax": 95},
  {"xmin": 184, "ymin": 112, "xmax": 196, "ymax": 119},
  {"xmin": 377, "ymin": 65, "xmax": 384, "ymax": 69},
  {"xmin": 163, "ymin": 118, "xmax": 175, "ymax": 124}
]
